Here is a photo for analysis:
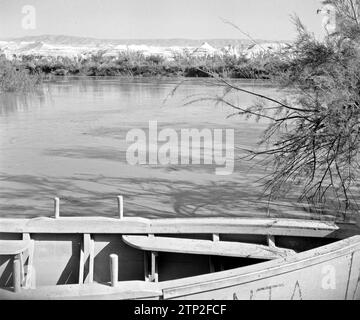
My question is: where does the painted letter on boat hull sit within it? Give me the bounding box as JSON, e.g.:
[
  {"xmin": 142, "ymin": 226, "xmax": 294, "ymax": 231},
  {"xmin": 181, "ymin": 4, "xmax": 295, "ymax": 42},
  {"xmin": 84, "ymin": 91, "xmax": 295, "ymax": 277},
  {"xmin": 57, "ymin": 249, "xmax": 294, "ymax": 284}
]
[
  {"xmin": 169, "ymin": 254, "xmax": 352, "ymax": 300},
  {"xmin": 162, "ymin": 237, "xmax": 360, "ymax": 300}
]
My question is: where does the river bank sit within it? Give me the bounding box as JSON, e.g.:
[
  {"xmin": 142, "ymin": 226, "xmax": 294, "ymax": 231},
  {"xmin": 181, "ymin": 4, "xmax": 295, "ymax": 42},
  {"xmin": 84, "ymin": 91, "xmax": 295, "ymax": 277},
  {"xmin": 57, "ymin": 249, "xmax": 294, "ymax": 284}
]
[{"xmin": 9, "ymin": 51, "xmax": 287, "ymax": 80}]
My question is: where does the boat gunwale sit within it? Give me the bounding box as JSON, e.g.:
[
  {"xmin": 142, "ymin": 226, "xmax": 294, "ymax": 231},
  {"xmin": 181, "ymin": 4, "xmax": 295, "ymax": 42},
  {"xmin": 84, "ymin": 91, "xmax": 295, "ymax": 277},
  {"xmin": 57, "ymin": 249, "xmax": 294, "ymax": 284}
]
[{"xmin": 0, "ymin": 216, "xmax": 342, "ymax": 238}]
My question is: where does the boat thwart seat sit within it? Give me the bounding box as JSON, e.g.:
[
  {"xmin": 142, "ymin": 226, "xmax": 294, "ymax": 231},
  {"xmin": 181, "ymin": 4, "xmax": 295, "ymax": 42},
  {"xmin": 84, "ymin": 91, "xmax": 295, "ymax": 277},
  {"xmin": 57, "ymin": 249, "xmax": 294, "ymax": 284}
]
[
  {"xmin": 123, "ymin": 235, "xmax": 296, "ymax": 260},
  {"xmin": 123, "ymin": 235, "xmax": 296, "ymax": 282}
]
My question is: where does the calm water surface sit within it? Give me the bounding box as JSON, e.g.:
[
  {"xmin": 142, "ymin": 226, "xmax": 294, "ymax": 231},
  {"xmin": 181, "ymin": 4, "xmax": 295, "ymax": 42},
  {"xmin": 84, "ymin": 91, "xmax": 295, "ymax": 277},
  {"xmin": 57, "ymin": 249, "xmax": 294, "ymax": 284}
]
[{"xmin": 0, "ymin": 77, "xmax": 309, "ymax": 219}]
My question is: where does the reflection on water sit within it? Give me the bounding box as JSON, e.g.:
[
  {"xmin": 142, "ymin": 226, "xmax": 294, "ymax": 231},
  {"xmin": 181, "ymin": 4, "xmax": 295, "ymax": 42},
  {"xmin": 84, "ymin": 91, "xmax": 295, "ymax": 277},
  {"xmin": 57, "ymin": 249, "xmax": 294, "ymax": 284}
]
[
  {"xmin": 0, "ymin": 77, "xmax": 320, "ymax": 219},
  {"xmin": 0, "ymin": 91, "xmax": 46, "ymax": 116}
]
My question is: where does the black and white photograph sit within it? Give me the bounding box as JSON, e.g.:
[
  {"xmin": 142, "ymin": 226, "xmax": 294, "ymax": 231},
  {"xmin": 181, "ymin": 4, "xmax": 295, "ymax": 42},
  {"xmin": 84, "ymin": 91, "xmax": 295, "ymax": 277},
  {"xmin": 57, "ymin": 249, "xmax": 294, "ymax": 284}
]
[{"xmin": 0, "ymin": 0, "xmax": 360, "ymax": 304}]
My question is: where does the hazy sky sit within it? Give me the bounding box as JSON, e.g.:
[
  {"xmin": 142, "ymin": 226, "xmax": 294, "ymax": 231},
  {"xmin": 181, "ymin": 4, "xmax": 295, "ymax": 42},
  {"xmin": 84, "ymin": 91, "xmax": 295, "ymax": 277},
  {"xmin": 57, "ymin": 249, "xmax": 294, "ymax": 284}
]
[{"xmin": 0, "ymin": 0, "xmax": 324, "ymax": 40}]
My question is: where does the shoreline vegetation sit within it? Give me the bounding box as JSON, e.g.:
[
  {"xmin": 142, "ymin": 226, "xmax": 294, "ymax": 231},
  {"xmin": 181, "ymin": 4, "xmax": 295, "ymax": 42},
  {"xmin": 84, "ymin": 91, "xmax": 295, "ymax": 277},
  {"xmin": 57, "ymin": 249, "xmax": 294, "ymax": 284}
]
[
  {"xmin": 194, "ymin": 3, "xmax": 360, "ymax": 218},
  {"xmin": 2, "ymin": 0, "xmax": 360, "ymax": 219},
  {"xmin": 0, "ymin": 55, "xmax": 42, "ymax": 92},
  {"xmin": 0, "ymin": 49, "xmax": 288, "ymax": 92}
]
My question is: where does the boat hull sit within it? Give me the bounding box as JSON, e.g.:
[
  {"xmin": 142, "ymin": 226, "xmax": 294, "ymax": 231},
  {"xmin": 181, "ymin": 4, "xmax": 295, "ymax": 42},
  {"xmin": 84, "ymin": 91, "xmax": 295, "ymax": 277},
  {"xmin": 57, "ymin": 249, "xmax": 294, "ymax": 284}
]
[
  {"xmin": 160, "ymin": 236, "xmax": 360, "ymax": 300},
  {"xmin": 1, "ymin": 235, "xmax": 360, "ymax": 300}
]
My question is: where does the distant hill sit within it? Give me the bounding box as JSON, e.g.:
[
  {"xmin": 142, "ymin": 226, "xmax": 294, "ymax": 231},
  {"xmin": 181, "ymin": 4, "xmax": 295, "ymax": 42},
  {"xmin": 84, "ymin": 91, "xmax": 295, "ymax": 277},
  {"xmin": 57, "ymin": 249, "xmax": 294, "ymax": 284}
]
[{"xmin": 1, "ymin": 34, "xmax": 291, "ymax": 50}]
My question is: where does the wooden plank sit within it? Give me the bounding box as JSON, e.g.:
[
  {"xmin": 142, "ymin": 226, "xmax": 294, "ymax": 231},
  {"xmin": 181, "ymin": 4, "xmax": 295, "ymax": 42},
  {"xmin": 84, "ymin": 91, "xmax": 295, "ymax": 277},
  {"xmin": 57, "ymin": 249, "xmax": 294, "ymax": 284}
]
[
  {"xmin": 54, "ymin": 198, "xmax": 60, "ymax": 219},
  {"xmin": 25, "ymin": 241, "xmax": 35, "ymax": 289},
  {"xmin": 149, "ymin": 218, "xmax": 339, "ymax": 237},
  {"xmin": 0, "ymin": 281, "xmax": 162, "ymax": 300},
  {"xmin": 0, "ymin": 217, "xmax": 342, "ymax": 238},
  {"xmin": 0, "ymin": 240, "xmax": 32, "ymax": 255},
  {"xmin": 345, "ymin": 250, "xmax": 360, "ymax": 300},
  {"xmin": 22, "ymin": 234, "xmax": 29, "ymax": 287},
  {"xmin": 109, "ymin": 254, "xmax": 118, "ymax": 287},
  {"xmin": 0, "ymin": 217, "xmax": 150, "ymax": 234},
  {"xmin": 19, "ymin": 252, "xmax": 24, "ymax": 286},
  {"xmin": 122, "ymin": 235, "xmax": 296, "ymax": 260},
  {"xmin": 117, "ymin": 196, "xmax": 124, "ymax": 220},
  {"xmin": 13, "ymin": 254, "xmax": 21, "ymax": 293},
  {"xmin": 83, "ymin": 234, "xmax": 94, "ymax": 284},
  {"xmin": 150, "ymin": 252, "xmax": 158, "ymax": 283},
  {"xmin": 88, "ymin": 236, "xmax": 94, "ymax": 283},
  {"xmin": 22, "ymin": 233, "xmax": 35, "ymax": 289},
  {"xmin": 159, "ymin": 235, "xmax": 360, "ymax": 299},
  {"xmin": 78, "ymin": 236, "xmax": 85, "ymax": 284}
]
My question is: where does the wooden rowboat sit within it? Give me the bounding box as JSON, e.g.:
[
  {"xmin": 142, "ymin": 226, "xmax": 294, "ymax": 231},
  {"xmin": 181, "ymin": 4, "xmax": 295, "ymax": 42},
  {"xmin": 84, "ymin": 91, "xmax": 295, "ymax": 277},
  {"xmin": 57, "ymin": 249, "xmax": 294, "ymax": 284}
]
[{"xmin": 1, "ymin": 201, "xmax": 360, "ymax": 300}]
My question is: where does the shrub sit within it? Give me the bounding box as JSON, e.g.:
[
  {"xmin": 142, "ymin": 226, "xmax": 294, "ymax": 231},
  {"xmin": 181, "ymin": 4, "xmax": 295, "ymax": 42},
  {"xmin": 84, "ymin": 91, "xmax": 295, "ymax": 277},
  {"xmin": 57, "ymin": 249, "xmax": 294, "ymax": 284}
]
[
  {"xmin": 205, "ymin": 1, "xmax": 360, "ymax": 218},
  {"xmin": 0, "ymin": 55, "xmax": 41, "ymax": 92}
]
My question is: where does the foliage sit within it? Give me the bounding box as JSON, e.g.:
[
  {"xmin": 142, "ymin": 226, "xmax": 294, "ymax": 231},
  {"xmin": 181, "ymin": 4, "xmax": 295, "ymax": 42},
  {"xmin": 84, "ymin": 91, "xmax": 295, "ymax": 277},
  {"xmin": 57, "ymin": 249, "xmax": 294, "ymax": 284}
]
[
  {"xmin": 208, "ymin": 1, "xmax": 360, "ymax": 218},
  {"xmin": 0, "ymin": 55, "xmax": 41, "ymax": 92},
  {"xmin": 10, "ymin": 49, "xmax": 288, "ymax": 79}
]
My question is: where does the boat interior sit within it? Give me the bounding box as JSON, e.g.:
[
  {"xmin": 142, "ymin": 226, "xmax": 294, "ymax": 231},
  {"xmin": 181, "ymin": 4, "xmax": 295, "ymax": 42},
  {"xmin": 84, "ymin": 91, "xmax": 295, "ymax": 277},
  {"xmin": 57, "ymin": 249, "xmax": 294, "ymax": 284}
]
[{"xmin": 1, "ymin": 210, "xmax": 358, "ymax": 298}]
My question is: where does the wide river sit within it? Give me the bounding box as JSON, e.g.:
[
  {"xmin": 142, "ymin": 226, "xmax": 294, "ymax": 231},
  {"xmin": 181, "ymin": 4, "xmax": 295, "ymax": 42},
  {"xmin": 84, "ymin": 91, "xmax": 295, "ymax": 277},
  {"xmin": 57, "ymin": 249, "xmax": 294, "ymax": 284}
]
[{"xmin": 0, "ymin": 77, "xmax": 311, "ymax": 219}]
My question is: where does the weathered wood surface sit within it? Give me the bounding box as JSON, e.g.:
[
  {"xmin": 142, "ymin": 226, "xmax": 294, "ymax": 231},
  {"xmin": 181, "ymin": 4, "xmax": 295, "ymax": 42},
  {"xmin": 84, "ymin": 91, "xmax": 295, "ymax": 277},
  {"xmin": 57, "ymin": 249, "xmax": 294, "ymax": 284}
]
[
  {"xmin": 78, "ymin": 237, "xmax": 85, "ymax": 284},
  {"xmin": 0, "ymin": 240, "xmax": 32, "ymax": 255},
  {"xmin": 109, "ymin": 254, "xmax": 118, "ymax": 287},
  {"xmin": 123, "ymin": 235, "xmax": 296, "ymax": 260},
  {"xmin": 83, "ymin": 234, "xmax": 94, "ymax": 284},
  {"xmin": 0, "ymin": 217, "xmax": 344, "ymax": 238},
  {"xmin": 13, "ymin": 255, "xmax": 21, "ymax": 293},
  {"xmin": 1, "ymin": 236, "xmax": 360, "ymax": 300},
  {"xmin": 0, "ymin": 239, "xmax": 34, "ymax": 293},
  {"xmin": 0, "ymin": 281, "xmax": 162, "ymax": 300},
  {"xmin": 21, "ymin": 234, "xmax": 34, "ymax": 289},
  {"xmin": 159, "ymin": 235, "xmax": 360, "ymax": 300}
]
